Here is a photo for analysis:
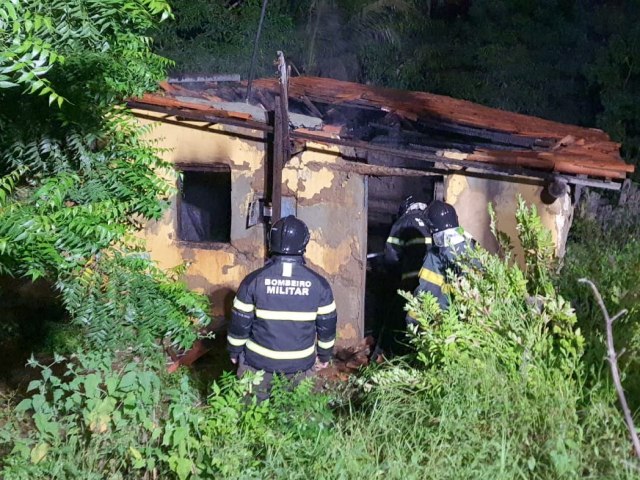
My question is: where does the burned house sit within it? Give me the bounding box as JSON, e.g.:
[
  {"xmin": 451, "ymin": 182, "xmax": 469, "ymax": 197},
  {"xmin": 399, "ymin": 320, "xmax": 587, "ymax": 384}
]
[{"xmin": 128, "ymin": 73, "xmax": 634, "ymax": 345}]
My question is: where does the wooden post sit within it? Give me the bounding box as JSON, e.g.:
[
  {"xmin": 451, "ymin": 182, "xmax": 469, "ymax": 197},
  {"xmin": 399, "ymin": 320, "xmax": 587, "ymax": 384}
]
[
  {"xmin": 272, "ymin": 100, "xmax": 284, "ymax": 222},
  {"xmin": 271, "ymin": 51, "xmax": 290, "ymax": 222}
]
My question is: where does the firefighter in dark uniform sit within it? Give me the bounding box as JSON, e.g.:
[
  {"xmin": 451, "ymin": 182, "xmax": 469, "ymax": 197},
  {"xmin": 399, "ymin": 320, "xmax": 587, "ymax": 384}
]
[
  {"xmin": 384, "ymin": 196, "xmax": 432, "ymax": 291},
  {"xmin": 376, "ymin": 196, "xmax": 431, "ymax": 356},
  {"xmin": 227, "ymin": 215, "xmax": 337, "ymax": 400},
  {"xmin": 407, "ymin": 200, "xmax": 477, "ymax": 324}
]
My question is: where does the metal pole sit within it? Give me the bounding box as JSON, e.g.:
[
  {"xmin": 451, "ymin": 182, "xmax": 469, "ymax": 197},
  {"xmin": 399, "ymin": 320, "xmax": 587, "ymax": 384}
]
[{"xmin": 246, "ymin": 0, "xmax": 269, "ymax": 102}]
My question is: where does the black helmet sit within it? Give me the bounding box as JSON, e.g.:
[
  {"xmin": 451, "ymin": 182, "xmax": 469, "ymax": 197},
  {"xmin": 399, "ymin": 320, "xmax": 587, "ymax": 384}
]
[
  {"xmin": 269, "ymin": 215, "xmax": 310, "ymax": 255},
  {"xmin": 398, "ymin": 195, "xmax": 429, "ymax": 217},
  {"xmin": 426, "ymin": 201, "xmax": 458, "ymax": 234}
]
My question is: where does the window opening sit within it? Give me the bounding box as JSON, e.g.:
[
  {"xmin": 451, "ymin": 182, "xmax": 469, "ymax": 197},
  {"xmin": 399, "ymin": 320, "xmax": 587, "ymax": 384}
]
[{"xmin": 177, "ymin": 165, "xmax": 231, "ymax": 244}]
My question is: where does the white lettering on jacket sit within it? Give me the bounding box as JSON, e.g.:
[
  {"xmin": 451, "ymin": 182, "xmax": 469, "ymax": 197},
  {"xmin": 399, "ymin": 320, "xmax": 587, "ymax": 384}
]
[
  {"xmin": 266, "ymin": 285, "xmax": 310, "ymax": 296},
  {"xmin": 265, "ymin": 279, "xmax": 312, "ymax": 288},
  {"xmin": 264, "ymin": 279, "xmax": 312, "ymax": 295}
]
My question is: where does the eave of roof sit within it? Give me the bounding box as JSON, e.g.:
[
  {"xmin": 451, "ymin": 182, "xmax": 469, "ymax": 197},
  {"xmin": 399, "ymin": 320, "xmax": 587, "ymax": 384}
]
[{"xmin": 128, "ymin": 76, "xmax": 634, "ymax": 182}]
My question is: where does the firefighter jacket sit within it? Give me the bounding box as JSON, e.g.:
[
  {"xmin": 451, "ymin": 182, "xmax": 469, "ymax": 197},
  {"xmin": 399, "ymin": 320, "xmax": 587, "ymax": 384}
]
[
  {"xmin": 384, "ymin": 211, "xmax": 432, "ymax": 290},
  {"xmin": 227, "ymin": 255, "xmax": 337, "ymax": 374},
  {"xmin": 407, "ymin": 227, "xmax": 476, "ymax": 322}
]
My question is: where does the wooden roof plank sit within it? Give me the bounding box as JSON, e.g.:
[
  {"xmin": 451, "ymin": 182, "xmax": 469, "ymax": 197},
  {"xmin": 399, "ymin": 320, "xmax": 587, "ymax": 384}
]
[
  {"xmin": 132, "ymin": 76, "xmax": 634, "ymax": 181},
  {"xmin": 133, "ymin": 93, "xmax": 253, "ymax": 120}
]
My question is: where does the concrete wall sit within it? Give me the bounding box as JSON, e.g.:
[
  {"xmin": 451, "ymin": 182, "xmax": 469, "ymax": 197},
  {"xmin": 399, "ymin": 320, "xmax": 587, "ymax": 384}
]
[
  {"xmin": 133, "ymin": 111, "xmax": 268, "ymax": 325},
  {"xmin": 133, "ymin": 111, "xmax": 367, "ymax": 344},
  {"xmin": 444, "ymin": 174, "xmax": 573, "ymax": 262},
  {"xmin": 284, "ymin": 144, "xmax": 367, "ymax": 344}
]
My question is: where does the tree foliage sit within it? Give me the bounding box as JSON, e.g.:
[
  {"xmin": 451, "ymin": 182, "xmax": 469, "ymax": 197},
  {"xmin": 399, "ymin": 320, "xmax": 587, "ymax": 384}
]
[
  {"xmin": 586, "ymin": 2, "xmax": 640, "ymax": 170},
  {"xmin": 0, "ymin": 0, "xmax": 209, "ymax": 351},
  {"xmin": 155, "ymin": 0, "xmax": 295, "ymax": 78}
]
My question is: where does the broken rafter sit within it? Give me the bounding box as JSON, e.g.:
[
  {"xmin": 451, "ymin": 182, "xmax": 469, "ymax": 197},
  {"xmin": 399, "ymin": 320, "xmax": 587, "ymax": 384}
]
[
  {"xmin": 368, "ymin": 123, "xmax": 521, "ymax": 152},
  {"xmin": 131, "ymin": 93, "xmax": 252, "ymax": 120},
  {"xmin": 253, "ymin": 89, "xmax": 275, "ymax": 112},
  {"xmin": 416, "ymin": 117, "xmax": 554, "ymax": 149},
  {"xmin": 300, "ymin": 95, "xmax": 324, "ymax": 118},
  {"xmin": 127, "ymin": 101, "xmax": 273, "ymax": 132},
  {"xmin": 168, "ymin": 74, "xmax": 241, "ymax": 83}
]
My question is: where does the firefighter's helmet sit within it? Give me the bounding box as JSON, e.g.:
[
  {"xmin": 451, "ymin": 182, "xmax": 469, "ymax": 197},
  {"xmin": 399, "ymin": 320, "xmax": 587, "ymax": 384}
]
[
  {"xmin": 269, "ymin": 215, "xmax": 310, "ymax": 255},
  {"xmin": 426, "ymin": 200, "xmax": 459, "ymax": 234},
  {"xmin": 398, "ymin": 195, "xmax": 429, "ymax": 217}
]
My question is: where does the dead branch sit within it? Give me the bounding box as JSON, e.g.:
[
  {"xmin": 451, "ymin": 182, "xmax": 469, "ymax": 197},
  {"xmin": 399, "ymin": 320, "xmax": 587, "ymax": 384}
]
[{"xmin": 579, "ymin": 278, "xmax": 640, "ymax": 458}]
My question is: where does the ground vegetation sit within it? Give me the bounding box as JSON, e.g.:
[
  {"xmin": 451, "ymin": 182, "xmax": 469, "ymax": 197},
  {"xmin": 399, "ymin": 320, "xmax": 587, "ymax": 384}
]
[
  {"xmin": 2, "ymin": 198, "xmax": 639, "ymax": 479},
  {"xmin": 1, "ymin": 1, "xmax": 640, "ymax": 478}
]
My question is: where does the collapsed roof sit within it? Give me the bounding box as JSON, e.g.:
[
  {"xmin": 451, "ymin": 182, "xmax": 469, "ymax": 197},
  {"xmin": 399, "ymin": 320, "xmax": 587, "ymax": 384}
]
[{"xmin": 128, "ymin": 75, "xmax": 634, "ymax": 189}]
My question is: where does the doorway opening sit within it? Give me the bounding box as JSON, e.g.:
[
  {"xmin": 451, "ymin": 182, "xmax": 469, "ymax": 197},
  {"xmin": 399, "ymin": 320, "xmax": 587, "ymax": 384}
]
[{"xmin": 364, "ymin": 174, "xmax": 440, "ymax": 347}]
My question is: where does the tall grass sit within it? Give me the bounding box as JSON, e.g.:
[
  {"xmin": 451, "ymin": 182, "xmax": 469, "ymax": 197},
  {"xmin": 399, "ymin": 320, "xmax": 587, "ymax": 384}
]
[
  {"xmin": 557, "ymin": 186, "xmax": 640, "ymax": 410},
  {"xmin": 208, "ymin": 360, "xmax": 635, "ymax": 479}
]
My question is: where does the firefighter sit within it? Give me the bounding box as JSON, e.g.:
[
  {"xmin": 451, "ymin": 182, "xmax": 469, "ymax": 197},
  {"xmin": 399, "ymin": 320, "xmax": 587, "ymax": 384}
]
[
  {"xmin": 376, "ymin": 196, "xmax": 431, "ymax": 356},
  {"xmin": 227, "ymin": 215, "xmax": 337, "ymax": 400},
  {"xmin": 384, "ymin": 195, "xmax": 432, "ymax": 291},
  {"xmin": 407, "ymin": 200, "xmax": 477, "ymax": 324}
]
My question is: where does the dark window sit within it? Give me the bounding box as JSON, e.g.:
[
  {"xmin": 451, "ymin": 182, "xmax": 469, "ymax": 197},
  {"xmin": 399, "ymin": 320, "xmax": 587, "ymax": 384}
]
[{"xmin": 177, "ymin": 165, "xmax": 231, "ymax": 244}]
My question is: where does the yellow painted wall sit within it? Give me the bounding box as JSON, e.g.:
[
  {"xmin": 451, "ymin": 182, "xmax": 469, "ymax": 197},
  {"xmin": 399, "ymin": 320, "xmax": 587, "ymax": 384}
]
[
  {"xmin": 134, "ymin": 110, "xmax": 268, "ymax": 326},
  {"xmin": 285, "ymin": 144, "xmax": 367, "ymax": 343},
  {"xmin": 134, "ymin": 111, "xmax": 367, "ymax": 343},
  {"xmin": 445, "ymin": 174, "xmax": 573, "ymax": 263}
]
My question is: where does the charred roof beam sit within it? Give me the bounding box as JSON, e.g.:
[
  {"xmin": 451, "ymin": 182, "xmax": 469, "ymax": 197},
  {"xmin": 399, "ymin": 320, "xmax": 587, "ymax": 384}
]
[
  {"xmin": 415, "ymin": 118, "xmax": 555, "ymax": 150},
  {"xmin": 366, "ymin": 123, "xmax": 524, "ymax": 153},
  {"xmin": 127, "ymin": 101, "xmax": 273, "ymax": 132},
  {"xmin": 290, "ymin": 130, "xmax": 622, "ymax": 191}
]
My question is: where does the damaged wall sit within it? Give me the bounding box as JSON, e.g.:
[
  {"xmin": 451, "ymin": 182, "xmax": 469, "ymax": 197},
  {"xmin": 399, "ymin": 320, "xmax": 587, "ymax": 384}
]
[
  {"xmin": 444, "ymin": 174, "xmax": 573, "ymax": 261},
  {"xmin": 133, "ymin": 110, "xmax": 268, "ymax": 326},
  {"xmin": 133, "ymin": 111, "xmax": 367, "ymax": 344},
  {"xmin": 283, "ymin": 143, "xmax": 367, "ymax": 344}
]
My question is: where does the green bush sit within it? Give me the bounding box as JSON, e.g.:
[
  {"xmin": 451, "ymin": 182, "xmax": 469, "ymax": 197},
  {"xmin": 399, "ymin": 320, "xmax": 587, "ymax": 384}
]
[
  {"xmin": 0, "ymin": 351, "xmax": 205, "ymax": 480},
  {"xmin": 403, "ymin": 199, "xmax": 583, "ymax": 378},
  {"xmin": 349, "ymin": 197, "xmax": 637, "ymax": 479}
]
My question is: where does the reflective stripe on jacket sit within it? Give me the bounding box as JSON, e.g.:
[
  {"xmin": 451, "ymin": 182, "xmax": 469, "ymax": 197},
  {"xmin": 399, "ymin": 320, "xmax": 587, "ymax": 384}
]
[
  {"xmin": 227, "ymin": 255, "xmax": 337, "ymax": 374},
  {"xmin": 407, "ymin": 228, "xmax": 476, "ymax": 323},
  {"xmin": 384, "ymin": 212, "xmax": 432, "ymax": 289}
]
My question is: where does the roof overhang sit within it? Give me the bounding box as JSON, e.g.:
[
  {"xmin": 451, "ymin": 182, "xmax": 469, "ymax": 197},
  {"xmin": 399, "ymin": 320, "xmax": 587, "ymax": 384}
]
[{"xmin": 128, "ymin": 76, "xmax": 634, "ymax": 191}]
